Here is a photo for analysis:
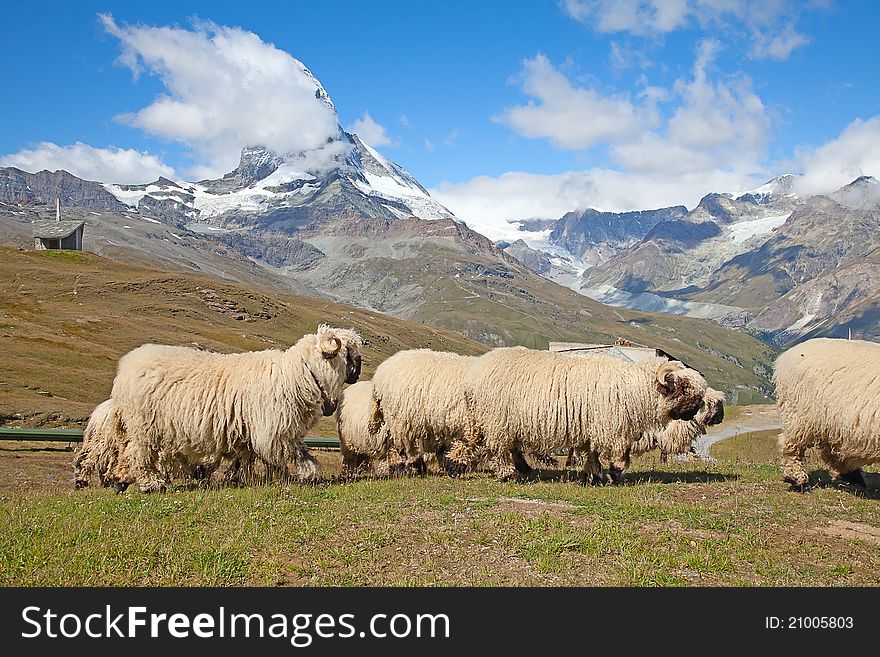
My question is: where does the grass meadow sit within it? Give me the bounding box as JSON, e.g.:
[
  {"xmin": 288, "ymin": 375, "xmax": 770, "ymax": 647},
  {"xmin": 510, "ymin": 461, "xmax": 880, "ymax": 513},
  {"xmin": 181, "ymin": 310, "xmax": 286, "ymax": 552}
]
[{"xmin": 1, "ymin": 429, "xmax": 879, "ymax": 587}]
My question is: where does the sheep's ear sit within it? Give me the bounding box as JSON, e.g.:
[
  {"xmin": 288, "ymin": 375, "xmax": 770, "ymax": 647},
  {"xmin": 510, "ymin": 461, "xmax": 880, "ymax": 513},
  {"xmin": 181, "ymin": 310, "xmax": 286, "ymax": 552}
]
[{"xmin": 321, "ymin": 334, "xmax": 342, "ymax": 359}]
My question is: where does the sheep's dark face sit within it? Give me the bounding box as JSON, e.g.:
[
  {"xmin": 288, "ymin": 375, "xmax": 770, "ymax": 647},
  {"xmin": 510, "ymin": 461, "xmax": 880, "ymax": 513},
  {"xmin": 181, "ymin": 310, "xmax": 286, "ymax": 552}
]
[
  {"xmin": 322, "ymin": 398, "xmax": 337, "ymax": 417},
  {"xmin": 345, "ymin": 348, "xmax": 362, "ymax": 385},
  {"xmin": 703, "ymin": 396, "xmax": 724, "ymax": 426},
  {"xmin": 656, "ymin": 363, "xmax": 709, "ymax": 422}
]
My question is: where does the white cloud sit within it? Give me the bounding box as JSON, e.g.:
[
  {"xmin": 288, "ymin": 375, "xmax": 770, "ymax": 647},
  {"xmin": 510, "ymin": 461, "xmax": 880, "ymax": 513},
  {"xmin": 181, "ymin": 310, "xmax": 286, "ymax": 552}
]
[
  {"xmin": 562, "ymin": 0, "xmax": 690, "ymax": 36},
  {"xmin": 431, "ymin": 168, "xmax": 760, "ymax": 241},
  {"xmin": 438, "ymin": 114, "xmax": 880, "ymax": 243},
  {"xmin": 749, "ymin": 23, "xmax": 810, "ymax": 60},
  {"xmin": 561, "ymin": 0, "xmax": 812, "ymax": 60},
  {"xmin": 444, "ymin": 128, "xmax": 461, "ymax": 147},
  {"xmin": 494, "ymin": 54, "xmax": 643, "ymax": 149},
  {"xmin": 612, "ymin": 39, "xmax": 771, "ymax": 174},
  {"xmin": 792, "ymin": 116, "xmax": 880, "ymax": 196},
  {"xmin": 347, "ymin": 112, "xmax": 395, "ymax": 148},
  {"xmin": 494, "ymin": 44, "xmax": 770, "ymax": 177},
  {"xmin": 0, "ymin": 141, "xmax": 174, "ymax": 184},
  {"xmin": 424, "ymin": 139, "xmax": 436, "ymax": 152},
  {"xmin": 437, "ymin": 39, "xmax": 775, "ymax": 240},
  {"xmin": 101, "ymin": 14, "xmax": 341, "ymax": 178}
]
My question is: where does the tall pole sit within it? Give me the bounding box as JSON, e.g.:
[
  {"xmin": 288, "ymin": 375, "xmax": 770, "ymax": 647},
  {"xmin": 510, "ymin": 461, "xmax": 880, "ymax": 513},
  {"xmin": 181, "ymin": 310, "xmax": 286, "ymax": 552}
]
[{"xmin": 56, "ymin": 195, "xmax": 60, "ymax": 222}]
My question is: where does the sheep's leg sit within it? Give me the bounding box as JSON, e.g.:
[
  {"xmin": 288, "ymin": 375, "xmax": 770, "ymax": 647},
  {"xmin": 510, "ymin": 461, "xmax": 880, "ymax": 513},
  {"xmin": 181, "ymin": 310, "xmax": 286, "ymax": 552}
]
[
  {"xmin": 437, "ymin": 445, "xmax": 464, "ymax": 477},
  {"xmin": 403, "ymin": 441, "xmax": 427, "ymax": 476},
  {"xmin": 73, "ymin": 448, "xmax": 90, "ymax": 489},
  {"xmin": 607, "ymin": 448, "xmax": 631, "ymax": 484},
  {"xmin": 778, "ymin": 433, "xmax": 809, "ymax": 490},
  {"xmin": 119, "ymin": 437, "xmax": 165, "ymax": 494},
  {"xmin": 341, "ymin": 452, "xmax": 368, "ymax": 479},
  {"xmin": 291, "ymin": 442, "xmax": 322, "ymax": 485},
  {"xmin": 659, "ymin": 450, "xmax": 669, "ymax": 464},
  {"xmin": 511, "ymin": 447, "xmax": 533, "ymax": 476},
  {"xmin": 407, "ymin": 455, "xmax": 428, "ymax": 476},
  {"xmin": 578, "ymin": 449, "xmax": 602, "ymax": 486},
  {"xmin": 815, "ymin": 443, "xmax": 867, "ymax": 489},
  {"xmin": 493, "ymin": 449, "xmax": 522, "ymax": 482},
  {"xmin": 564, "ymin": 447, "xmax": 580, "ymax": 469},
  {"xmin": 223, "ymin": 455, "xmax": 246, "ymax": 486}
]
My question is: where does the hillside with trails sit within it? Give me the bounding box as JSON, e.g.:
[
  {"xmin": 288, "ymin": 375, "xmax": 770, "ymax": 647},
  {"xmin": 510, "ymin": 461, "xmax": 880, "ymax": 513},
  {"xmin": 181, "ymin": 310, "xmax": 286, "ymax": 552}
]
[{"xmin": 0, "ymin": 247, "xmax": 487, "ymax": 428}]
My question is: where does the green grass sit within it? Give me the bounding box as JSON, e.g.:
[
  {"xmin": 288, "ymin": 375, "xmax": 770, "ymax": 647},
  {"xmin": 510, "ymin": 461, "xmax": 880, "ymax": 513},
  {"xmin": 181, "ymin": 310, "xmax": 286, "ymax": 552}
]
[
  {"xmin": 710, "ymin": 429, "xmax": 781, "ymax": 463},
  {"xmin": 3, "ymin": 451, "xmax": 880, "ymax": 587}
]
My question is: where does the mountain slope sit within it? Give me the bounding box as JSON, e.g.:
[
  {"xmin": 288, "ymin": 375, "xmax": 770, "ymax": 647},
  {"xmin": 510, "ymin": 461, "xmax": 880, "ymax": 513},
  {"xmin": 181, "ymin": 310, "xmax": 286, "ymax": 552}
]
[
  {"xmin": 0, "ymin": 191, "xmax": 776, "ymax": 402},
  {"xmin": 0, "ymin": 247, "xmax": 487, "ymax": 427},
  {"xmin": 0, "ymin": 52, "xmax": 779, "ymax": 401}
]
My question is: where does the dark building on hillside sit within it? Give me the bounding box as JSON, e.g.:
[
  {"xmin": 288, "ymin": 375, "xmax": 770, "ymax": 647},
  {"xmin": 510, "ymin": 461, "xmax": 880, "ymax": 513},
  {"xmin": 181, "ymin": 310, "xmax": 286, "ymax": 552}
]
[{"xmin": 32, "ymin": 220, "xmax": 85, "ymax": 251}]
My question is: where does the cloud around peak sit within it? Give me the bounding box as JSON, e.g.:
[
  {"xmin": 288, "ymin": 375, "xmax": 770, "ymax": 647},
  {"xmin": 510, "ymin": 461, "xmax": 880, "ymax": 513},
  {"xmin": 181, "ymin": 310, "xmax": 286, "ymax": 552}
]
[{"xmin": 100, "ymin": 14, "xmax": 341, "ymax": 178}]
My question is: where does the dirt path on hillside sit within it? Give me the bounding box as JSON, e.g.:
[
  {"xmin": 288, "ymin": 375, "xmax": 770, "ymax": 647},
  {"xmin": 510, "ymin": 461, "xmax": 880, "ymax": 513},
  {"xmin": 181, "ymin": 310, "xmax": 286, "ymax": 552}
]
[{"xmin": 695, "ymin": 405, "xmax": 781, "ymax": 456}]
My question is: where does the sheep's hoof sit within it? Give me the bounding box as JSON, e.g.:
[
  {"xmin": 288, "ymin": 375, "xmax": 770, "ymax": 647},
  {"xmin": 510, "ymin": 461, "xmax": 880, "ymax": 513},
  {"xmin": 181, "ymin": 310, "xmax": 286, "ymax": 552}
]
[
  {"xmin": 835, "ymin": 470, "xmax": 867, "ymax": 488},
  {"xmin": 577, "ymin": 472, "xmax": 602, "ymax": 487},
  {"xmin": 74, "ymin": 478, "xmax": 88, "ymax": 490},
  {"xmin": 138, "ymin": 481, "xmax": 164, "ymax": 494},
  {"xmin": 113, "ymin": 482, "xmax": 129, "ymax": 494},
  {"xmin": 786, "ymin": 481, "xmax": 811, "ymax": 493},
  {"xmin": 831, "ymin": 475, "xmax": 867, "ymax": 496}
]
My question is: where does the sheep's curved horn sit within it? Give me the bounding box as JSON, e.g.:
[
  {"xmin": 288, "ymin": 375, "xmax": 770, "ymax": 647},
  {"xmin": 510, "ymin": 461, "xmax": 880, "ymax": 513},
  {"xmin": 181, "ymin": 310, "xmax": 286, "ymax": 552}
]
[
  {"xmin": 655, "ymin": 361, "xmax": 681, "ymax": 389},
  {"xmin": 322, "ymin": 336, "xmax": 342, "ymax": 359}
]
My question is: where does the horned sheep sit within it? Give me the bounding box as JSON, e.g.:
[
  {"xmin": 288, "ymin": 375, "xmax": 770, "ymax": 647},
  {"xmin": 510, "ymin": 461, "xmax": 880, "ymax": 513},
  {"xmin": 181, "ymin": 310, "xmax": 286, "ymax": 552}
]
[
  {"xmin": 111, "ymin": 325, "xmax": 362, "ymax": 492},
  {"xmin": 775, "ymin": 337, "xmax": 880, "ymax": 491},
  {"xmin": 458, "ymin": 347, "xmax": 709, "ymax": 482},
  {"xmin": 629, "ymin": 387, "xmax": 725, "ymax": 462}
]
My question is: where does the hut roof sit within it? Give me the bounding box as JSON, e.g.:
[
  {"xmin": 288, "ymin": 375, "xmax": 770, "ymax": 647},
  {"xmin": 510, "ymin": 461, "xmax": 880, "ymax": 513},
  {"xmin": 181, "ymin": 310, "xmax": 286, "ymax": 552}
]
[{"xmin": 32, "ymin": 220, "xmax": 84, "ymax": 240}]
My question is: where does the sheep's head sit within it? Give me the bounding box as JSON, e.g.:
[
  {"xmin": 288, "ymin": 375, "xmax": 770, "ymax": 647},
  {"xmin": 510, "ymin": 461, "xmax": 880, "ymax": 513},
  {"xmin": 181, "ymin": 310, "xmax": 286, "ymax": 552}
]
[
  {"xmin": 700, "ymin": 388, "xmax": 725, "ymax": 426},
  {"xmin": 313, "ymin": 325, "xmax": 364, "ymax": 415},
  {"xmin": 654, "ymin": 361, "xmax": 709, "ymax": 422}
]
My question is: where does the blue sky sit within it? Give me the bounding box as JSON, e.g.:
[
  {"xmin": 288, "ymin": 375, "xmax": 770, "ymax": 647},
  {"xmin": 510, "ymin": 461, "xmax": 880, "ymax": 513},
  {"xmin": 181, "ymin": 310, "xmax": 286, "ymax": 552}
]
[{"xmin": 1, "ymin": 1, "xmax": 878, "ymax": 235}]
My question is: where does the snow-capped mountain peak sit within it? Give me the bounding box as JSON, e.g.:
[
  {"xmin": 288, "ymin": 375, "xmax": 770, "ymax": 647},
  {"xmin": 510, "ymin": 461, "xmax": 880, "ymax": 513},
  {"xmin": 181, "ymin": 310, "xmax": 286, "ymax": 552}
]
[
  {"xmin": 737, "ymin": 174, "xmax": 799, "ymax": 205},
  {"xmin": 104, "ymin": 130, "xmax": 454, "ymax": 229},
  {"xmin": 830, "ymin": 175, "xmax": 880, "ymax": 210}
]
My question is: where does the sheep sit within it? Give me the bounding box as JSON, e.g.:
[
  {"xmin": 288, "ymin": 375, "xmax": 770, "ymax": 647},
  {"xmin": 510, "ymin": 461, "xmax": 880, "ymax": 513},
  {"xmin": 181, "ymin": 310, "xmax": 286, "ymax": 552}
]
[
  {"xmin": 629, "ymin": 387, "xmax": 725, "ymax": 462},
  {"xmin": 369, "ymin": 349, "xmax": 475, "ymax": 476},
  {"xmin": 457, "ymin": 347, "xmax": 709, "ymax": 483},
  {"xmin": 775, "ymin": 337, "xmax": 880, "ymax": 491},
  {"xmin": 336, "ymin": 380, "xmax": 399, "ymax": 477},
  {"xmin": 73, "ymin": 399, "xmax": 126, "ymax": 490},
  {"xmin": 111, "ymin": 324, "xmax": 362, "ymax": 492}
]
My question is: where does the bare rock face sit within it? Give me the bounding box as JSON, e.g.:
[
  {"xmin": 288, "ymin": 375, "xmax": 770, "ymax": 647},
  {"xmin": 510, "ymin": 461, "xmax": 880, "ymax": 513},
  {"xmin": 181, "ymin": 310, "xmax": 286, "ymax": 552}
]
[
  {"xmin": 0, "ymin": 167, "xmax": 128, "ymax": 211},
  {"xmin": 500, "ymin": 239, "xmax": 552, "ymax": 274},
  {"xmin": 549, "ymin": 206, "xmax": 687, "ymax": 260},
  {"xmin": 747, "ymin": 248, "xmax": 880, "ymax": 344}
]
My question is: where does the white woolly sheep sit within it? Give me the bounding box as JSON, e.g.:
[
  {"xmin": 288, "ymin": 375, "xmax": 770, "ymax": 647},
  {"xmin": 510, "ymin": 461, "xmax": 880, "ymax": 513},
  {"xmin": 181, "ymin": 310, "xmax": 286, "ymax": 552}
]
[
  {"xmin": 370, "ymin": 349, "xmax": 475, "ymax": 475},
  {"xmin": 775, "ymin": 337, "xmax": 880, "ymax": 491},
  {"xmin": 458, "ymin": 347, "xmax": 709, "ymax": 483},
  {"xmin": 111, "ymin": 325, "xmax": 362, "ymax": 492}
]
